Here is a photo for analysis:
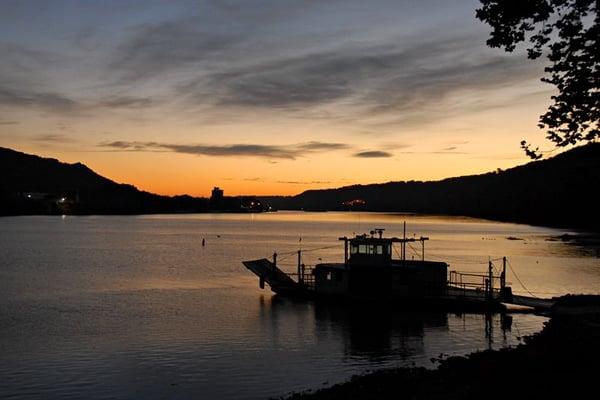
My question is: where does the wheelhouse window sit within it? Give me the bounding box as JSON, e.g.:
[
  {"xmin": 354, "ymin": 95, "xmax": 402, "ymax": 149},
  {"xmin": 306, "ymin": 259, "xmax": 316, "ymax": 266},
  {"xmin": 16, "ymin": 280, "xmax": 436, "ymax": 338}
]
[{"xmin": 350, "ymin": 242, "xmax": 390, "ymax": 255}]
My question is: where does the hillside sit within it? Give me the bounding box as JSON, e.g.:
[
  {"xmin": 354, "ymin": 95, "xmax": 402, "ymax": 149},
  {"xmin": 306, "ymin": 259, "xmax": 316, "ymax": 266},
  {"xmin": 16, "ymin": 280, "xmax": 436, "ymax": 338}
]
[
  {"xmin": 2, "ymin": 144, "xmax": 598, "ymax": 227},
  {"xmin": 261, "ymin": 144, "xmax": 600, "ymax": 229},
  {"xmin": 0, "ymin": 147, "xmax": 208, "ymax": 215}
]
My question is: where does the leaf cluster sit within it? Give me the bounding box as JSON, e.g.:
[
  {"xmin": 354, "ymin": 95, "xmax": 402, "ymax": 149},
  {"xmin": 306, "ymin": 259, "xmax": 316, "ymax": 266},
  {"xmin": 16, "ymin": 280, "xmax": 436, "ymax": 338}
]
[{"xmin": 477, "ymin": 0, "xmax": 599, "ymax": 157}]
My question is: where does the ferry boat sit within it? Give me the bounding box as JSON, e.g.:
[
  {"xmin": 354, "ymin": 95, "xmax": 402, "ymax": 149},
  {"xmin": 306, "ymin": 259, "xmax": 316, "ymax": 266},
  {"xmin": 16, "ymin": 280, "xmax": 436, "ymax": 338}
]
[{"xmin": 243, "ymin": 227, "xmax": 531, "ymax": 312}]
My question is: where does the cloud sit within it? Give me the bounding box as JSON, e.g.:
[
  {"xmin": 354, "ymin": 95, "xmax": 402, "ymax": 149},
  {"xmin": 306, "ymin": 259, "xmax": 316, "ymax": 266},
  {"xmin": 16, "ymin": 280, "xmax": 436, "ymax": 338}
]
[
  {"xmin": 0, "ymin": 2, "xmax": 548, "ymax": 135},
  {"xmin": 353, "ymin": 150, "xmax": 393, "ymax": 158},
  {"xmin": 297, "ymin": 141, "xmax": 349, "ymax": 151},
  {"xmin": 0, "ymin": 86, "xmax": 156, "ymax": 113},
  {"xmin": 103, "ymin": 8, "xmax": 543, "ymax": 127},
  {"xmin": 0, "ymin": 42, "xmax": 156, "ymax": 115},
  {"xmin": 99, "ymin": 140, "xmax": 350, "ymax": 160},
  {"xmin": 109, "ymin": 17, "xmax": 242, "ymax": 82},
  {"xmin": 0, "ymin": 43, "xmax": 83, "ymax": 113},
  {"xmin": 32, "ymin": 133, "xmax": 76, "ymax": 143},
  {"xmin": 98, "ymin": 96, "xmax": 156, "ymax": 109},
  {"xmin": 151, "ymin": 30, "xmax": 545, "ymax": 138},
  {"xmin": 0, "ymin": 88, "xmax": 78, "ymax": 112}
]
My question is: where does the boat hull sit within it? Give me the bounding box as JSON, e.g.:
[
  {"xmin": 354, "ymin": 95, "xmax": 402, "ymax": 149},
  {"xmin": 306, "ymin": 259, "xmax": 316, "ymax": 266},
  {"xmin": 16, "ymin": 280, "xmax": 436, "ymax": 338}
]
[{"xmin": 242, "ymin": 258, "xmax": 551, "ymax": 313}]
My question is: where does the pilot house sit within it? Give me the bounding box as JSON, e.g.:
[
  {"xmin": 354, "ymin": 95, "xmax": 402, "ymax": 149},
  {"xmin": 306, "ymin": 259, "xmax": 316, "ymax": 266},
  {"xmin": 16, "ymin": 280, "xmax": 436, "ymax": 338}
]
[{"xmin": 313, "ymin": 229, "xmax": 448, "ymax": 299}]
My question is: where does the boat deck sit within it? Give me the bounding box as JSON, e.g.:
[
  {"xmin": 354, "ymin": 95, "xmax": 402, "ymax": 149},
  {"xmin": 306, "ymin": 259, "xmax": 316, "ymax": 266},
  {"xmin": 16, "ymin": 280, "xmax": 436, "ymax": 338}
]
[
  {"xmin": 242, "ymin": 258, "xmax": 303, "ymax": 295},
  {"xmin": 242, "ymin": 258, "xmax": 555, "ymax": 312}
]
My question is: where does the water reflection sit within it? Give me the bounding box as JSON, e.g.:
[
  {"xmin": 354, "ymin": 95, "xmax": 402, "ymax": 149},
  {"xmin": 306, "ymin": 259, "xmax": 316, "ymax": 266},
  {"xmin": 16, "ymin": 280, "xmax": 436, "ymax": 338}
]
[
  {"xmin": 314, "ymin": 303, "xmax": 445, "ymax": 360},
  {"xmin": 0, "ymin": 214, "xmax": 589, "ymax": 399},
  {"xmin": 261, "ymin": 295, "xmax": 521, "ymax": 366}
]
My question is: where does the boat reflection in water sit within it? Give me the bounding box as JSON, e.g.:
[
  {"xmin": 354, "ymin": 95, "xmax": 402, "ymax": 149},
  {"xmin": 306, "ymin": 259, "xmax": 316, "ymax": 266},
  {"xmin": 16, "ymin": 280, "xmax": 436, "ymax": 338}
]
[{"xmin": 259, "ymin": 293, "xmax": 516, "ymax": 365}]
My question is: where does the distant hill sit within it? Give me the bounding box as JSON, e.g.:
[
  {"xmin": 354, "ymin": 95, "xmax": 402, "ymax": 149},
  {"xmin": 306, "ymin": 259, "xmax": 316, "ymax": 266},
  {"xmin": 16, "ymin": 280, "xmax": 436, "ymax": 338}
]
[
  {"xmin": 0, "ymin": 147, "xmax": 208, "ymax": 215},
  {"xmin": 2, "ymin": 145, "xmax": 598, "ymax": 227},
  {"xmin": 261, "ymin": 144, "xmax": 600, "ymax": 229}
]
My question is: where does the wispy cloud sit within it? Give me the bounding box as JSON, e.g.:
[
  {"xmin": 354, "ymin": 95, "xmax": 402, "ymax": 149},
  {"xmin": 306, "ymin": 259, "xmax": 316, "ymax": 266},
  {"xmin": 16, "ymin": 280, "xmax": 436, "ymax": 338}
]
[
  {"xmin": 0, "ymin": 85, "xmax": 157, "ymax": 113},
  {"xmin": 0, "ymin": 88, "xmax": 78, "ymax": 112},
  {"xmin": 109, "ymin": 17, "xmax": 242, "ymax": 83},
  {"xmin": 98, "ymin": 96, "xmax": 156, "ymax": 109},
  {"xmin": 0, "ymin": 0, "xmax": 549, "ymax": 141},
  {"xmin": 84, "ymin": 6, "xmax": 546, "ymax": 132},
  {"xmin": 297, "ymin": 141, "xmax": 349, "ymax": 151},
  {"xmin": 99, "ymin": 140, "xmax": 351, "ymax": 160},
  {"xmin": 353, "ymin": 150, "xmax": 393, "ymax": 158},
  {"xmin": 174, "ymin": 33, "xmax": 542, "ymax": 126},
  {"xmin": 32, "ymin": 133, "xmax": 77, "ymax": 143}
]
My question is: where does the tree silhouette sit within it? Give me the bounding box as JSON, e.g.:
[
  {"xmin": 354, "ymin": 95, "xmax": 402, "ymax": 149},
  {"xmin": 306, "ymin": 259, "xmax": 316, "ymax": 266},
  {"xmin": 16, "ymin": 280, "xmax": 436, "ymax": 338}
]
[{"xmin": 476, "ymin": 0, "xmax": 599, "ymax": 158}]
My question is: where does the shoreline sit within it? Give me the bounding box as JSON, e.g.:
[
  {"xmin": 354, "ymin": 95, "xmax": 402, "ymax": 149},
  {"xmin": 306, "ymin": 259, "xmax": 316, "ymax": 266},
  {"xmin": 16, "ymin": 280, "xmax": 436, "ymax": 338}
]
[
  {"xmin": 2, "ymin": 209, "xmax": 599, "ymax": 232},
  {"xmin": 280, "ymin": 295, "xmax": 600, "ymax": 400}
]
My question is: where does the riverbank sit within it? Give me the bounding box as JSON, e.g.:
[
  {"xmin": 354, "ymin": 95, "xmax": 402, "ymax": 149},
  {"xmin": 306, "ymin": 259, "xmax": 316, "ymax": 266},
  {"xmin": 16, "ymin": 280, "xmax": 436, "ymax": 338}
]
[{"xmin": 281, "ymin": 295, "xmax": 600, "ymax": 400}]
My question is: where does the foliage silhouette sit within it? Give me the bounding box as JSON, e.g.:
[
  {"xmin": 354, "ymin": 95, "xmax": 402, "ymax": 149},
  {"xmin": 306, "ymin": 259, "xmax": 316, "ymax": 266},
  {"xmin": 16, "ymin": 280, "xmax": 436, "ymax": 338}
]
[{"xmin": 476, "ymin": 0, "xmax": 599, "ymax": 158}]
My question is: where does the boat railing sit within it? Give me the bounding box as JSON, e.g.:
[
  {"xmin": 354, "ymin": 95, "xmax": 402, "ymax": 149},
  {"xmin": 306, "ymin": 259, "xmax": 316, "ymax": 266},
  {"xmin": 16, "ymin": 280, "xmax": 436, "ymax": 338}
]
[
  {"xmin": 301, "ymin": 267, "xmax": 315, "ymax": 290},
  {"xmin": 448, "ymin": 270, "xmax": 504, "ymax": 299},
  {"xmin": 285, "ymin": 266, "xmax": 315, "ymax": 291}
]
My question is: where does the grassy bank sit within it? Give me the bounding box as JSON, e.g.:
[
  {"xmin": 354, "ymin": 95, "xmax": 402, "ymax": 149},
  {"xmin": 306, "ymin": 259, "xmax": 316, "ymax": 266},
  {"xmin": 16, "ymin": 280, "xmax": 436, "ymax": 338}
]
[{"xmin": 280, "ymin": 296, "xmax": 600, "ymax": 400}]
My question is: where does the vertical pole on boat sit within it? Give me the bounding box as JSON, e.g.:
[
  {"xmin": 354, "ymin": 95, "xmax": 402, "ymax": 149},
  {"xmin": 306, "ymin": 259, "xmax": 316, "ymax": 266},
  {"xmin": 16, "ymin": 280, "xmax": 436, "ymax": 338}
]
[
  {"xmin": 297, "ymin": 250, "xmax": 302, "ymax": 284},
  {"xmin": 421, "ymin": 238, "xmax": 425, "ymax": 261},
  {"xmin": 344, "ymin": 237, "xmax": 348, "ymax": 265},
  {"xmin": 273, "ymin": 252, "xmax": 277, "ymax": 272},
  {"xmin": 488, "ymin": 260, "xmax": 493, "ymax": 300},
  {"xmin": 501, "ymin": 257, "xmax": 507, "ymax": 290},
  {"xmin": 403, "ymin": 221, "xmax": 407, "ymax": 260}
]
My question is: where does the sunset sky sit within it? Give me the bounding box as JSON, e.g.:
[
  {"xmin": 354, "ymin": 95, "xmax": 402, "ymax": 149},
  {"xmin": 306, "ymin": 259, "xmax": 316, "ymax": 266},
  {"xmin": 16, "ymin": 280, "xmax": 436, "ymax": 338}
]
[{"xmin": 0, "ymin": 0, "xmax": 553, "ymax": 196}]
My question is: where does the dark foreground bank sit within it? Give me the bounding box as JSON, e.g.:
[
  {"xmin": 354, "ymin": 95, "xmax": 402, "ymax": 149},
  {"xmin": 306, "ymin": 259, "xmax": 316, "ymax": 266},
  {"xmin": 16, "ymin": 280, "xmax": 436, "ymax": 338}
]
[{"xmin": 280, "ymin": 295, "xmax": 600, "ymax": 400}]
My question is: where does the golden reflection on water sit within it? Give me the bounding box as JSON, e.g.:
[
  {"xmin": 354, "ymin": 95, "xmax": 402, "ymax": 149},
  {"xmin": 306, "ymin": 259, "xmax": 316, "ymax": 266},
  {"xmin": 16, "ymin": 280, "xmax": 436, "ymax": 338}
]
[
  {"xmin": 2, "ymin": 212, "xmax": 598, "ymax": 299},
  {"xmin": 50, "ymin": 213, "xmax": 600, "ymax": 297}
]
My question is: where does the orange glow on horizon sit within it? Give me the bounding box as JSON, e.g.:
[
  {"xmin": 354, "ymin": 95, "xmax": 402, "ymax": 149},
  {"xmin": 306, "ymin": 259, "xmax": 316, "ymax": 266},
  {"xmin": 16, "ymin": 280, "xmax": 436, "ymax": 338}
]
[
  {"xmin": 2, "ymin": 132, "xmax": 536, "ymax": 198},
  {"xmin": 0, "ymin": 83, "xmax": 548, "ymax": 198}
]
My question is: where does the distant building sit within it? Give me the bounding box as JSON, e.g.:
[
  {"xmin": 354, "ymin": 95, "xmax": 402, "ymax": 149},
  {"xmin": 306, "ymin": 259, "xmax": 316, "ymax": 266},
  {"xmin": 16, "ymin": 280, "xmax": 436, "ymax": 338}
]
[
  {"xmin": 211, "ymin": 187, "xmax": 224, "ymax": 201},
  {"xmin": 208, "ymin": 187, "xmax": 265, "ymax": 212}
]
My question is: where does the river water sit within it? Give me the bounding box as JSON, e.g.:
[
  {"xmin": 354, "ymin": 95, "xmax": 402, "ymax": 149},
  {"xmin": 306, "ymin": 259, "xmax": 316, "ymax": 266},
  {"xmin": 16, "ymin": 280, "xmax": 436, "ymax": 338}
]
[{"xmin": 1, "ymin": 212, "xmax": 598, "ymax": 399}]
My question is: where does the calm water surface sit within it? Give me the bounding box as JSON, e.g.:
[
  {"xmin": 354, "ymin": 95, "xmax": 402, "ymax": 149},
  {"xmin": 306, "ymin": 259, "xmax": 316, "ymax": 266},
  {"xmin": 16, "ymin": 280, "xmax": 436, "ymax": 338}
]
[{"xmin": 1, "ymin": 212, "xmax": 598, "ymax": 399}]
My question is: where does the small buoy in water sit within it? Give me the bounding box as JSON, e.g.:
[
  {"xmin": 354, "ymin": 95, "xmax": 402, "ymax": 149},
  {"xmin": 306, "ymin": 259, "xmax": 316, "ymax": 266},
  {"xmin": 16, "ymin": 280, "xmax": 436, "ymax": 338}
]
[{"xmin": 216, "ymin": 235, "xmax": 221, "ymax": 238}]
